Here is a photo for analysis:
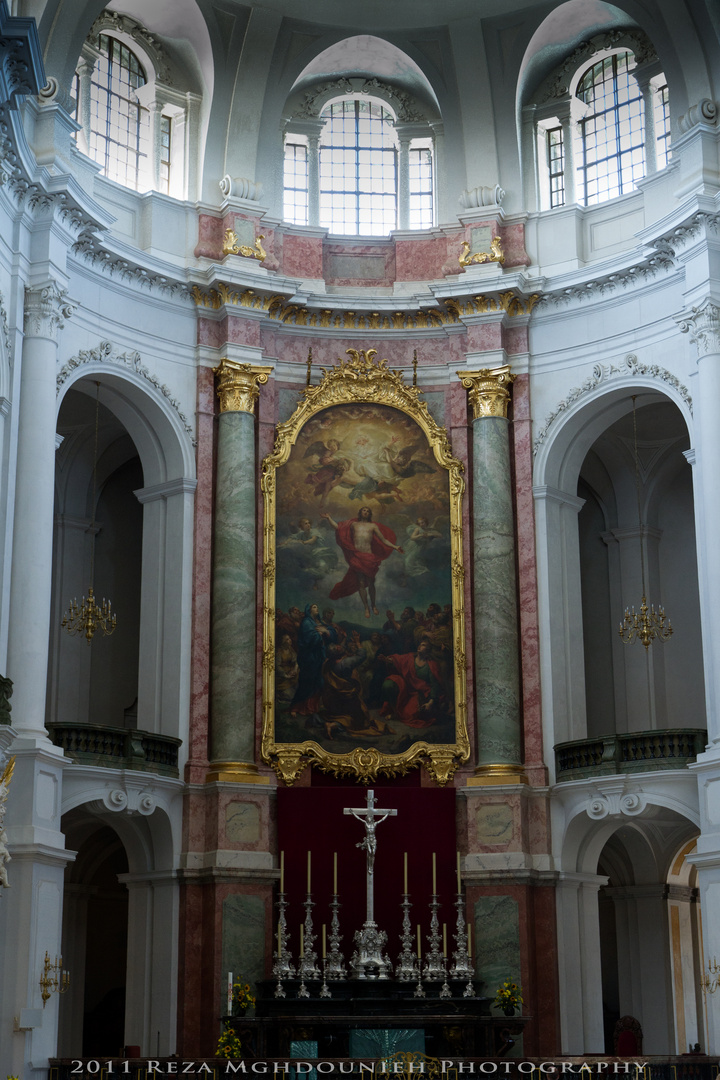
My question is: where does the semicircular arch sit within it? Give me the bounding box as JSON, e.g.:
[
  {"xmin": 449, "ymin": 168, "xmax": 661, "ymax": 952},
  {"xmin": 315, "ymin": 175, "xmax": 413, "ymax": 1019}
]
[{"xmin": 57, "ymin": 362, "xmax": 195, "ymax": 488}]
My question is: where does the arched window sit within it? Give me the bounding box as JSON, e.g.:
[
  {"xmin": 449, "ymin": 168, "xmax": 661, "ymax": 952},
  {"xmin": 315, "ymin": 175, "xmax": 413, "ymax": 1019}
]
[
  {"xmin": 319, "ymin": 99, "xmax": 397, "ymax": 235},
  {"xmin": 576, "ymin": 52, "xmax": 645, "ymax": 204},
  {"xmin": 88, "ymin": 34, "xmax": 150, "ymax": 191},
  {"xmin": 283, "ymin": 89, "xmax": 435, "ymax": 235},
  {"xmin": 529, "ymin": 33, "xmax": 671, "ymax": 210},
  {"xmin": 74, "ymin": 14, "xmax": 202, "ymax": 200}
]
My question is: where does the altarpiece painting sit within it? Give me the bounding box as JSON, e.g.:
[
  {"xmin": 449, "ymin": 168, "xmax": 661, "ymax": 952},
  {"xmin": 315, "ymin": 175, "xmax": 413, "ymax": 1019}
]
[{"xmin": 261, "ymin": 350, "xmax": 468, "ymax": 784}]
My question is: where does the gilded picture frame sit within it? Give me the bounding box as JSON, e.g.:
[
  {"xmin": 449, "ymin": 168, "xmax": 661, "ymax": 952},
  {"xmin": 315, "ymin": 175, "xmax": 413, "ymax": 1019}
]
[{"xmin": 260, "ymin": 349, "xmax": 468, "ymax": 785}]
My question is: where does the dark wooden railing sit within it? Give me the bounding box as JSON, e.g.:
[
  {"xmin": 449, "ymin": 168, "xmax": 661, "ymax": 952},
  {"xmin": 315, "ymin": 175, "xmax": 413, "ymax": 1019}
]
[
  {"xmin": 47, "ymin": 722, "xmax": 181, "ymax": 778},
  {"xmin": 555, "ymin": 728, "xmax": 706, "ymax": 781}
]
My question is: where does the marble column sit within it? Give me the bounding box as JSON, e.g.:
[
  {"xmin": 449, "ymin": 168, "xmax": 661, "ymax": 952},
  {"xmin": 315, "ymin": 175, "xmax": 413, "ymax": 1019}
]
[
  {"xmin": 207, "ymin": 360, "xmax": 271, "ymax": 783},
  {"xmin": 8, "ymin": 281, "xmax": 74, "ymax": 738},
  {"xmin": 0, "ymin": 282, "xmax": 75, "ymax": 1080},
  {"xmin": 677, "ymin": 300, "xmax": 720, "ymax": 745},
  {"xmin": 459, "ymin": 366, "xmax": 524, "ymax": 784},
  {"xmin": 678, "ymin": 300, "xmax": 720, "ymax": 1053}
]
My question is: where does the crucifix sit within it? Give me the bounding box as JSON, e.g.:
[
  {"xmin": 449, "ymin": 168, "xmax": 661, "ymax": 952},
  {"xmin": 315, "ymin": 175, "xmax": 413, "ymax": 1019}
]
[{"xmin": 343, "ymin": 789, "xmax": 397, "ymax": 978}]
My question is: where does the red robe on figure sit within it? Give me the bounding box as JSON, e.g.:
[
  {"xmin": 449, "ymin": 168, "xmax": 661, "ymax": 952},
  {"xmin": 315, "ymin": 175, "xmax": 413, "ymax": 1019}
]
[
  {"xmin": 328, "ymin": 519, "xmax": 396, "ymax": 600},
  {"xmin": 382, "ymin": 652, "xmax": 443, "ymax": 727}
]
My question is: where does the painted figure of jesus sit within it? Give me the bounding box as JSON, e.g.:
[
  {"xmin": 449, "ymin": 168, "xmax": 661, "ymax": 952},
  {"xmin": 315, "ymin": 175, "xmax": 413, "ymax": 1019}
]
[{"xmin": 321, "ymin": 506, "xmax": 403, "ymax": 619}]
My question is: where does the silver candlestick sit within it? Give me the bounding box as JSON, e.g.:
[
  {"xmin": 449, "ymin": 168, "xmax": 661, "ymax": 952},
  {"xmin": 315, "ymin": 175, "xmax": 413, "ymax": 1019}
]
[
  {"xmin": 440, "ymin": 972, "xmax": 452, "ymax": 999},
  {"xmin": 395, "ymin": 894, "xmax": 419, "ymax": 981},
  {"xmin": 449, "ymin": 894, "xmax": 474, "ymax": 983},
  {"xmin": 422, "ymin": 895, "xmax": 446, "ymax": 981},
  {"xmin": 319, "ymin": 958, "xmax": 332, "ymax": 998},
  {"xmin": 297, "ymin": 896, "xmax": 321, "ymax": 981},
  {"xmin": 272, "ymin": 893, "xmax": 295, "ymax": 980},
  {"xmin": 326, "ymin": 895, "xmax": 347, "ymax": 980}
]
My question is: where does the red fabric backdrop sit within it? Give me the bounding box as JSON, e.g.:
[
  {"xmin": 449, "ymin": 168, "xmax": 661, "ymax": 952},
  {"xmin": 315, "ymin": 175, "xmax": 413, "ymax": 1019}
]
[{"xmin": 276, "ymin": 783, "xmax": 458, "ymax": 962}]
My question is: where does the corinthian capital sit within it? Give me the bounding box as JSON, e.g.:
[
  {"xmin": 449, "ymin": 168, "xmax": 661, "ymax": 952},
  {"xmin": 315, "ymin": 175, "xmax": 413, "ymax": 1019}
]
[
  {"xmin": 214, "ymin": 359, "xmax": 272, "ymax": 414},
  {"xmin": 23, "ymin": 283, "xmax": 75, "ymax": 341},
  {"xmin": 457, "ymin": 364, "xmax": 516, "ymax": 419},
  {"xmin": 676, "ymin": 299, "xmax": 720, "ymax": 358}
]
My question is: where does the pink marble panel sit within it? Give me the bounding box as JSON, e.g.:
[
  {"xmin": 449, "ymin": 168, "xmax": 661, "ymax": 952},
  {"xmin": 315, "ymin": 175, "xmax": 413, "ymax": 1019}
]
[
  {"xmin": 447, "ymin": 379, "xmax": 469, "ymax": 429},
  {"xmin": 195, "ymin": 213, "xmax": 224, "ymax": 259},
  {"xmin": 322, "ymin": 241, "xmax": 396, "ymax": 287},
  {"xmin": 465, "ymin": 322, "xmax": 503, "ymax": 352},
  {"xmin": 283, "ymin": 234, "xmax": 324, "ymax": 279},
  {"xmin": 186, "ymin": 364, "xmax": 215, "ymax": 783},
  {"xmin": 502, "ymin": 223, "xmax": 531, "ymax": 267},
  {"xmin": 395, "ymin": 235, "xmax": 452, "ymax": 281},
  {"xmin": 228, "ymin": 315, "xmax": 262, "ymax": 347},
  {"xmin": 504, "ymin": 325, "xmax": 529, "ymax": 355},
  {"xmin": 197, "ymin": 316, "xmax": 227, "ymax": 349},
  {"xmin": 512, "ymin": 374, "xmax": 546, "ymax": 784}
]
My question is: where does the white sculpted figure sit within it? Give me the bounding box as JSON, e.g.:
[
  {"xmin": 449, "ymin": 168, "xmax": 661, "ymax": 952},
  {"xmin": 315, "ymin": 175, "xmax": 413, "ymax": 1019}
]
[{"xmin": 0, "ymin": 756, "xmax": 15, "ymax": 890}]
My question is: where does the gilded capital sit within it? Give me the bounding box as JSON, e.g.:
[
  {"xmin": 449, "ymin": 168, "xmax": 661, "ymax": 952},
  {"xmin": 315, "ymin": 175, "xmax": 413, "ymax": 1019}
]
[
  {"xmin": 214, "ymin": 359, "xmax": 272, "ymax": 414},
  {"xmin": 457, "ymin": 365, "xmax": 516, "ymax": 419}
]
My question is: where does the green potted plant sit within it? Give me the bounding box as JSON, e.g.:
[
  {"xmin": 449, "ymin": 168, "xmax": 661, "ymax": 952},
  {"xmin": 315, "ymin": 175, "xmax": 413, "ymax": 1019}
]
[{"xmin": 493, "ymin": 979, "xmax": 523, "ymax": 1016}]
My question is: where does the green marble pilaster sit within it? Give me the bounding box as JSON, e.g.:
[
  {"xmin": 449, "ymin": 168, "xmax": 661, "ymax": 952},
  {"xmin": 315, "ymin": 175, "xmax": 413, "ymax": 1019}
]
[
  {"xmin": 208, "ymin": 361, "xmax": 271, "ymax": 782},
  {"xmin": 473, "ymin": 413, "xmax": 522, "ymax": 768},
  {"xmin": 222, "ymin": 894, "xmax": 266, "ymax": 999},
  {"xmin": 458, "ymin": 366, "xmax": 523, "ymax": 782}
]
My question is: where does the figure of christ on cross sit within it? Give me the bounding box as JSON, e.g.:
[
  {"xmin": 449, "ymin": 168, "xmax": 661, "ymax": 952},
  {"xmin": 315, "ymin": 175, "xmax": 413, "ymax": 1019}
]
[
  {"xmin": 344, "ymin": 789, "xmax": 397, "ymax": 927},
  {"xmin": 321, "ymin": 507, "xmax": 403, "ymax": 618}
]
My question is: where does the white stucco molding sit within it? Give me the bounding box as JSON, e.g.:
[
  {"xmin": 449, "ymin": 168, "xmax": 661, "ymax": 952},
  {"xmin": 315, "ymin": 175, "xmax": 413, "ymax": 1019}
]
[
  {"xmin": 134, "ymin": 478, "xmax": 197, "ymax": 504},
  {"xmin": 533, "ymin": 353, "xmax": 693, "ymax": 458},
  {"xmin": 56, "ymin": 339, "xmax": 195, "ymax": 445}
]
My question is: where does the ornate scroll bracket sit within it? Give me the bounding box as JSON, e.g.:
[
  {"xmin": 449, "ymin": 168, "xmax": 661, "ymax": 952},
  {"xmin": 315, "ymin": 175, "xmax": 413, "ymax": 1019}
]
[
  {"xmin": 459, "ymin": 237, "xmax": 505, "ymax": 268},
  {"xmin": 214, "ymin": 358, "xmax": 272, "ymax": 414},
  {"xmin": 223, "ymin": 229, "xmax": 267, "ymax": 263},
  {"xmin": 585, "ymin": 783, "xmax": 646, "ymax": 820},
  {"xmin": 457, "ymin": 365, "xmax": 515, "ymax": 419}
]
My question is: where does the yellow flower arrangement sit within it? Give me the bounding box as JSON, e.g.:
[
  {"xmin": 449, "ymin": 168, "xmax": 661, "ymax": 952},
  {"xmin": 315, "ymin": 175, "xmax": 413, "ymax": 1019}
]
[
  {"xmin": 231, "ymin": 979, "xmax": 256, "ymax": 1013},
  {"xmin": 216, "ymin": 1022, "xmax": 243, "ymax": 1059},
  {"xmin": 493, "ymin": 979, "xmax": 523, "ymax": 1012}
]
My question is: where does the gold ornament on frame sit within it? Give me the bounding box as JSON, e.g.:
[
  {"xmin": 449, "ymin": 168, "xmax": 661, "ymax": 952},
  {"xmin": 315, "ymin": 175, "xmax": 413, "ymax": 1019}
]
[{"xmin": 261, "ymin": 349, "xmax": 469, "ymax": 786}]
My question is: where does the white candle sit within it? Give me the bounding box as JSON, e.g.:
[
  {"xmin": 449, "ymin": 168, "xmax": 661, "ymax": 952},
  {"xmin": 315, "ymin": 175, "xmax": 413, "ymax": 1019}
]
[
  {"xmin": 404, "ymin": 852, "xmax": 408, "ymax": 894},
  {"xmin": 416, "ymin": 925, "xmax": 421, "ymax": 958},
  {"xmin": 322, "ymin": 924, "xmax": 327, "ymax": 958},
  {"xmin": 432, "ymin": 852, "xmax": 436, "ymax": 894}
]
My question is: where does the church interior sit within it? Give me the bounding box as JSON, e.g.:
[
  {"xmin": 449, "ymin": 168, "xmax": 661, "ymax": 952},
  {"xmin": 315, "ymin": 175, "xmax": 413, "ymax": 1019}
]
[{"xmin": 0, "ymin": 0, "xmax": 720, "ymax": 1073}]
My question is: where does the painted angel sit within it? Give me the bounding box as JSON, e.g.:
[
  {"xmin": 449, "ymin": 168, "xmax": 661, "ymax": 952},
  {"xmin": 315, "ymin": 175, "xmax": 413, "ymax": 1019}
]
[
  {"xmin": 303, "ymin": 437, "xmax": 349, "ymax": 502},
  {"xmin": 400, "ymin": 514, "xmax": 447, "ymax": 578}
]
